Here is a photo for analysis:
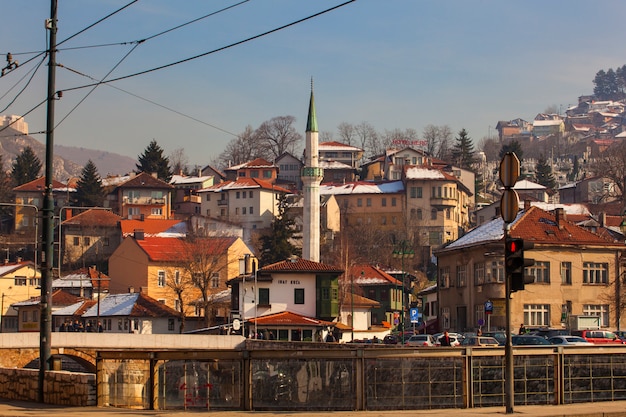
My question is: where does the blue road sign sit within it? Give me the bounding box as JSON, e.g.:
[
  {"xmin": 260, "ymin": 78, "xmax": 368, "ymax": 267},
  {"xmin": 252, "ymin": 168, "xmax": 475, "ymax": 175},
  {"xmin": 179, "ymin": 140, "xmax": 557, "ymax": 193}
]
[{"xmin": 410, "ymin": 308, "xmax": 419, "ymax": 323}]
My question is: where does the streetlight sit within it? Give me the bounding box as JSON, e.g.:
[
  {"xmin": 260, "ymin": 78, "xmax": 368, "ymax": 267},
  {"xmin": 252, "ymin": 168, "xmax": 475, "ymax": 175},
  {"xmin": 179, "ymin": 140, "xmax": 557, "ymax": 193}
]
[{"xmin": 393, "ymin": 240, "xmax": 414, "ymax": 345}]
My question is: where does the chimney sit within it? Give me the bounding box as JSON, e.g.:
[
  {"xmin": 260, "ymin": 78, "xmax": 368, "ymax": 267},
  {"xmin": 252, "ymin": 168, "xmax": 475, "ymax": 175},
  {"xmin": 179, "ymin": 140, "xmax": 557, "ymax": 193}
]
[
  {"xmin": 134, "ymin": 229, "xmax": 145, "ymax": 240},
  {"xmin": 129, "ymin": 286, "xmax": 134, "ymax": 293},
  {"xmin": 524, "ymin": 200, "xmax": 531, "ymax": 211},
  {"xmin": 555, "ymin": 208, "xmax": 566, "ymax": 230},
  {"xmin": 600, "ymin": 212, "xmax": 607, "ymax": 227}
]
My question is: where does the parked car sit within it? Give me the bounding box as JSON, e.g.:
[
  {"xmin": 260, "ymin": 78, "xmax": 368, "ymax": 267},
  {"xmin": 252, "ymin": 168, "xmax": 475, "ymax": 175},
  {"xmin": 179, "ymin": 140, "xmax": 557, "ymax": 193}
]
[
  {"xmin": 383, "ymin": 334, "xmax": 399, "ymax": 345},
  {"xmin": 571, "ymin": 330, "xmax": 625, "ymax": 344},
  {"xmin": 460, "ymin": 336, "xmax": 499, "ymax": 347},
  {"xmin": 511, "ymin": 335, "xmax": 552, "ymax": 346},
  {"xmin": 483, "ymin": 331, "xmax": 506, "ymax": 345},
  {"xmin": 434, "ymin": 333, "xmax": 461, "ymax": 347},
  {"xmin": 548, "ymin": 336, "xmax": 592, "ymax": 346},
  {"xmin": 405, "ymin": 334, "xmax": 435, "ymax": 347},
  {"xmin": 527, "ymin": 328, "xmax": 570, "ymax": 339}
]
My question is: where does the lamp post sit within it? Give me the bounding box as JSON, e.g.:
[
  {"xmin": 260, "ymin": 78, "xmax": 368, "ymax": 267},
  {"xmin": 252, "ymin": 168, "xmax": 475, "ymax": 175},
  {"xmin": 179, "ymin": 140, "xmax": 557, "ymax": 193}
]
[{"xmin": 393, "ymin": 241, "xmax": 414, "ymax": 345}]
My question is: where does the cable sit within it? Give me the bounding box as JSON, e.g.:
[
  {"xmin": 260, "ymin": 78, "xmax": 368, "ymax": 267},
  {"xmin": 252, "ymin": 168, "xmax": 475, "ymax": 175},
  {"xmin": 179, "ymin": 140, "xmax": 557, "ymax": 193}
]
[
  {"xmin": 0, "ymin": 98, "xmax": 48, "ymax": 134},
  {"xmin": 59, "ymin": 64, "xmax": 238, "ymax": 137},
  {"xmin": 0, "ymin": 56, "xmax": 47, "ymax": 113},
  {"xmin": 55, "ymin": 43, "xmax": 142, "ymax": 129},
  {"xmin": 62, "ymin": 0, "xmax": 356, "ymax": 92}
]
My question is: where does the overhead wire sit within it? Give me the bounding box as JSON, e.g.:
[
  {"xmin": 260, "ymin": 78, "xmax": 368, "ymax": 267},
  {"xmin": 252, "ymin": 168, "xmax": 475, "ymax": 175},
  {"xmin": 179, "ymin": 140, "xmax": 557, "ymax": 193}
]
[
  {"xmin": 62, "ymin": 0, "xmax": 356, "ymax": 92},
  {"xmin": 0, "ymin": 56, "xmax": 47, "ymax": 112}
]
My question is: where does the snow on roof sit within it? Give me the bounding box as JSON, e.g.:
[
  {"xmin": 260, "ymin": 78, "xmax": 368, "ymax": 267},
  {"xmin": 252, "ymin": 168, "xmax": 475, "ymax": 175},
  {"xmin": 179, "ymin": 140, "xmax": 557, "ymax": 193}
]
[
  {"xmin": 320, "ymin": 181, "xmax": 404, "ymax": 195},
  {"xmin": 52, "ymin": 275, "xmax": 93, "ymax": 289},
  {"xmin": 444, "ymin": 215, "xmax": 509, "ymax": 249},
  {"xmin": 404, "ymin": 167, "xmax": 446, "ymax": 180},
  {"xmin": 319, "ymin": 160, "xmax": 353, "ymax": 169},
  {"xmin": 512, "ymin": 179, "xmax": 546, "ymax": 190},
  {"xmin": 170, "ymin": 174, "xmax": 213, "ymax": 185},
  {"xmin": 530, "ymin": 202, "xmax": 590, "ymax": 215},
  {"xmin": 52, "ymin": 301, "xmax": 86, "ymax": 316},
  {"xmin": 533, "ymin": 119, "xmax": 563, "ymax": 126},
  {"xmin": 82, "ymin": 293, "xmax": 139, "ymax": 317}
]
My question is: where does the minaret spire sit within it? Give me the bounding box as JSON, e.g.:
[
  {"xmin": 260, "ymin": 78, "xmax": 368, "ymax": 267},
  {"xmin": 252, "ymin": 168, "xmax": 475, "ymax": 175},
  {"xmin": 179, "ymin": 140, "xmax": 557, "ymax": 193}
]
[{"xmin": 301, "ymin": 79, "xmax": 323, "ymax": 262}]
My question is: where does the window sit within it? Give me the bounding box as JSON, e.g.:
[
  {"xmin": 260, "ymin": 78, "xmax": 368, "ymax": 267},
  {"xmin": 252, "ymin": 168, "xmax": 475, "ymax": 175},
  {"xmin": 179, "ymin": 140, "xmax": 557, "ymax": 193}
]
[
  {"xmin": 206, "ymin": 194, "xmax": 211, "ymax": 201},
  {"xmin": 168, "ymin": 319, "xmax": 175, "ymax": 331},
  {"xmin": 441, "ymin": 307, "xmax": 450, "ymax": 330},
  {"xmin": 128, "ymin": 207, "xmax": 140, "ymax": 216},
  {"xmin": 357, "ymin": 198, "xmax": 362, "ymax": 207},
  {"xmin": 174, "ymin": 270, "xmax": 180, "ymax": 285},
  {"xmin": 474, "ymin": 262, "xmax": 485, "ymax": 285},
  {"xmin": 250, "ymin": 171, "xmax": 259, "ymax": 178},
  {"xmin": 242, "ymin": 207, "xmax": 247, "ymax": 215},
  {"xmin": 151, "ymin": 208, "xmax": 162, "ymax": 216},
  {"xmin": 258, "ymin": 288, "xmax": 270, "ymax": 305},
  {"xmin": 235, "ymin": 207, "xmax": 239, "ymax": 215},
  {"xmin": 242, "ymin": 191, "xmax": 246, "ymax": 199},
  {"xmin": 32, "ymin": 311, "xmax": 38, "ymax": 322},
  {"xmin": 561, "ymin": 262, "xmax": 572, "ymax": 285},
  {"xmin": 263, "ymin": 170, "xmax": 272, "ymax": 178},
  {"xmin": 22, "ymin": 311, "xmax": 28, "ymax": 323},
  {"xmin": 446, "ymin": 209, "xmax": 451, "ymax": 219},
  {"xmin": 157, "ymin": 270, "xmax": 165, "ymax": 287},
  {"xmin": 381, "ymin": 216, "xmax": 387, "ymax": 225},
  {"xmin": 524, "ymin": 304, "xmax": 550, "ymax": 326},
  {"xmin": 73, "ymin": 237, "xmax": 80, "ymax": 246},
  {"xmin": 249, "ymin": 191, "xmax": 253, "ymax": 198},
  {"xmin": 249, "ymin": 206, "xmax": 253, "ymax": 214},
  {"xmin": 29, "ymin": 278, "xmax": 40, "ymax": 287},
  {"xmin": 529, "ymin": 261, "xmax": 550, "ymax": 283},
  {"xmin": 381, "ymin": 198, "xmax": 387, "ymax": 207},
  {"xmin": 489, "ymin": 260, "xmax": 504, "ymax": 283},
  {"xmin": 431, "ymin": 209, "xmax": 437, "ymax": 220},
  {"xmin": 294, "ymin": 288, "xmax": 305, "ymax": 304},
  {"xmin": 84, "ymin": 237, "xmax": 91, "ymax": 246},
  {"xmin": 475, "ymin": 304, "xmax": 484, "ymax": 328},
  {"xmin": 14, "ymin": 277, "xmax": 26, "ymax": 286},
  {"xmin": 416, "ymin": 187, "xmax": 422, "ymax": 198},
  {"xmin": 391, "ymin": 197, "xmax": 397, "ymax": 206},
  {"xmin": 417, "ymin": 209, "xmax": 422, "ymax": 220},
  {"xmin": 236, "ymin": 191, "xmax": 240, "ymax": 199},
  {"xmin": 583, "ymin": 262, "xmax": 608, "ymax": 284},
  {"xmin": 583, "ymin": 304, "xmax": 609, "ymax": 327},
  {"xmin": 366, "ymin": 198, "xmax": 372, "ymax": 207},
  {"xmin": 210, "ymin": 272, "xmax": 220, "ymax": 288},
  {"xmin": 103, "ymin": 237, "xmax": 110, "ymax": 247},
  {"xmin": 439, "ymin": 266, "xmax": 450, "ymax": 288},
  {"xmin": 456, "ymin": 265, "xmax": 466, "ymax": 287}
]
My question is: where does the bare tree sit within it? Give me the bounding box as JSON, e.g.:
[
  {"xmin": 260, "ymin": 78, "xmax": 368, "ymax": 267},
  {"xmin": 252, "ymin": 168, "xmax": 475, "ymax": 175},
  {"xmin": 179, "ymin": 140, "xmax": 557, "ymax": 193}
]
[
  {"xmin": 320, "ymin": 131, "xmax": 334, "ymax": 142},
  {"xmin": 169, "ymin": 148, "xmax": 190, "ymax": 176},
  {"xmin": 436, "ymin": 125, "xmax": 453, "ymax": 161},
  {"xmin": 589, "ymin": 141, "xmax": 626, "ymax": 199},
  {"xmin": 255, "ymin": 115, "xmax": 303, "ymax": 160},
  {"xmin": 478, "ymin": 136, "xmax": 500, "ymax": 162},
  {"xmin": 179, "ymin": 236, "xmax": 236, "ymax": 328},
  {"xmin": 164, "ymin": 265, "xmax": 196, "ymax": 333},
  {"xmin": 422, "ymin": 124, "xmax": 440, "ymax": 156},
  {"xmin": 355, "ymin": 122, "xmax": 378, "ymax": 159},
  {"xmin": 218, "ymin": 125, "xmax": 270, "ymax": 169},
  {"xmin": 337, "ymin": 122, "xmax": 357, "ymax": 146}
]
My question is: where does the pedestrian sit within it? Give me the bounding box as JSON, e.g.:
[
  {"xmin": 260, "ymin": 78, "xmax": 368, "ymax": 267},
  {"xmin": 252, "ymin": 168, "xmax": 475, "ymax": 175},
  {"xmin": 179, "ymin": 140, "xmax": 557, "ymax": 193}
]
[
  {"xmin": 477, "ymin": 328, "xmax": 483, "ymax": 336},
  {"xmin": 519, "ymin": 323, "xmax": 526, "ymax": 335},
  {"xmin": 85, "ymin": 322, "xmax": 93, "ymax": 332},
  {"xmin": 97, "ymin": 321, "xmax": 104, "ymax": 333},
  {"xmin": 440, "ymin": 330, "xmax": 452, "ymax": 346}
]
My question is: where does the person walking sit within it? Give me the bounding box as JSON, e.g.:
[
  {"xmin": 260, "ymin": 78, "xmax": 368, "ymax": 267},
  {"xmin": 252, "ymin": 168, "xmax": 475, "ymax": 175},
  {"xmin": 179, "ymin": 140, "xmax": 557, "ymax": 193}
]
[
  {"xmin": 440, "ymin": 331, "xmax": 452, "ymax": 346},
  {"xmin": 519, "ymin": 323, "xmax": 526, "ymax": 335}
]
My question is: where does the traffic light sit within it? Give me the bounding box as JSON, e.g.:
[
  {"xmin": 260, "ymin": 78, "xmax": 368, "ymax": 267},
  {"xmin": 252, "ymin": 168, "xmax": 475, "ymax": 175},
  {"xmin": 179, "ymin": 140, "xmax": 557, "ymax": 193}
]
[{"xmin": 505, "ymin": 237, "xmax": 535, "ymax": 292}]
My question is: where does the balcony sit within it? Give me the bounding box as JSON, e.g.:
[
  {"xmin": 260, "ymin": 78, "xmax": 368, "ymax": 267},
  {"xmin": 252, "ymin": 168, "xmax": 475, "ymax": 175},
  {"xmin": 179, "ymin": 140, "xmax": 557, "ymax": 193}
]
[
  {"xmin": 217, "ymin": 199, "xmax": 228, "ymax": 206},
  {"xmin": 123, "ymin": 197, "xmax": 166, "ymax": 205},
  {"xmin": 430, "ymin": 196, "xmax": 457, "ymax": 208}
]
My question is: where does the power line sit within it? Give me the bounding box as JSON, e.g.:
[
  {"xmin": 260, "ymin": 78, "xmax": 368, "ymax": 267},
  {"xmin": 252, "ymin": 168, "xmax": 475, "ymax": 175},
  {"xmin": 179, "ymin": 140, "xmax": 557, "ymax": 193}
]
[
  {"xmin": 62, "ymin": 0, "xmax": 356, "ymax": 92},
  {"xmin": 0, "ymin": 56, "xmax": 47, "ymax": 113}
]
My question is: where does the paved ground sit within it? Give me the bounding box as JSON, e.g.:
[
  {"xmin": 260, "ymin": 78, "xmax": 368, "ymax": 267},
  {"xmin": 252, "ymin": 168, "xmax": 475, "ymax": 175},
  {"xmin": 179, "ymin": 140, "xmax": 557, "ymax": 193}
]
[{"xmin": 1, "ymin": 400, "xmax": 626, "ymax": 417}]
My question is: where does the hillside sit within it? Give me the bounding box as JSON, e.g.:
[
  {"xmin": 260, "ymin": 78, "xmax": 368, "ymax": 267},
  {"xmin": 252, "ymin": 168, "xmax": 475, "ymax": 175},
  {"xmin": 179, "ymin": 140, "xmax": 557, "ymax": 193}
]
[{"xmin": 0, "ymin": 127, "xmax": 136, "ymax": 180}]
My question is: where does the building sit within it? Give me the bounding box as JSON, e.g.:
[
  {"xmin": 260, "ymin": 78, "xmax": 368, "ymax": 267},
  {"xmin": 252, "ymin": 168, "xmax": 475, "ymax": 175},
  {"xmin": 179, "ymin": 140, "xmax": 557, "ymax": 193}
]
[
  {"xmin": 0, "ymin": 260, "xmax": 41, "ymax": 332},
  {"xmin": 224, "ymin": 158, "xmax": 279, "ymax": 184},
  {"xmin": 11, "ymin": 290, "xmax": 79, "ymax": 332},
  {"xmin": 60, "ymin": 209, "xmax": 122, "ymax": 272},
  {"xmin": 198, "ymin": 178, "xmax": 291, "ymax": 244},
  {"xmin": 350, "ymin": 265, "xmax": 402, "ymax": 328},
  {"xmin": 105, "ymin": 172, "xmax": 174, "ymax": 220},
  {"xmin": 434, "ymin": 203, "xmax": 625, "ymax": 333},
  {"xmin": 275, "ymin": 152, "xmax": 303, "ymax": 191},
  {"xmin": 108, "ymin": 234, "xmax": 252, "ymax": 324},
  {"xmin": 559, "ymin": 177, "xmax": 619, "ymax": 204},
  {"xmin": 170, "ymin": 174, "xmax": 215, "ymax": 218},
  {"xmin": 318, "ymin": 141, "xmax": 364, "ymax": 169},
  {"xmin": 13, "ymin": 177, "xmax": 69, "ymax": 233},
  {"xmin": 228, "ymin": 258, "xmax": 343, "ymax": 341}
]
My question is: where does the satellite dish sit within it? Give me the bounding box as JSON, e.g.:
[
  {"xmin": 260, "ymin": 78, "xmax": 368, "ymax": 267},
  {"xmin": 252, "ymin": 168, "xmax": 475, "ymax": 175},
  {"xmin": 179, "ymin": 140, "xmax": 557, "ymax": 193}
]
[{"xmin": 232, "ymin": 319, "xmax": 241, "ymax": 331}]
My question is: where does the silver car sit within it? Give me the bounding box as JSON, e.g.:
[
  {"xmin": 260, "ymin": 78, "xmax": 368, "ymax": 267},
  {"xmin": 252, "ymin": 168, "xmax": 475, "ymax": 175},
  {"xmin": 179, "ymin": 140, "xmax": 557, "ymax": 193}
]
[{"xmin": 405, "ymin": 334, "xmax": 435, "ymax": 347}]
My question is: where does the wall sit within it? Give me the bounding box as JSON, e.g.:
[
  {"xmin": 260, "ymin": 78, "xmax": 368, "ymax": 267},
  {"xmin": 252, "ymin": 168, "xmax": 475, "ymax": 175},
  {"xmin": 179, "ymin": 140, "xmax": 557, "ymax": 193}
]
[{"xmin": 0, "ymin": 368, "xmax": 95, "ymax": 406}]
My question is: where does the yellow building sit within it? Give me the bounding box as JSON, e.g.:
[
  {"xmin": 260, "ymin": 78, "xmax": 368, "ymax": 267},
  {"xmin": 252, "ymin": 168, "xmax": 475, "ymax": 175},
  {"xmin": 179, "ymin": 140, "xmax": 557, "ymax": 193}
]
[
  {"xmin": 435, "ymin": 204, "xmax": 625, "ymax": 332},
  {"xmin": 108, "ymin": 235, "xmax": 253, "ymax": 324},
  {"xmin": 0, "ymin": 261, "xmax": 41, "ymax": 332}
]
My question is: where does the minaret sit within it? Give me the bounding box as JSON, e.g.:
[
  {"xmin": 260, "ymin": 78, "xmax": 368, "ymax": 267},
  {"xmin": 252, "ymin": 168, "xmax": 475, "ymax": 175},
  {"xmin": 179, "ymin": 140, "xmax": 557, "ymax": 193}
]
[{"xmin": 302, "ymin": 80, "xmax": 323, "ymax": 262}]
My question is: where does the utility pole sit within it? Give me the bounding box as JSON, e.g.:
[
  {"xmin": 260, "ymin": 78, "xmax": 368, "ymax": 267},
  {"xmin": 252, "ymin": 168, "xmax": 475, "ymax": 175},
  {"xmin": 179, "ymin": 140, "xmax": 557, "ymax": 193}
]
[{"xmin": 39, "ymin": 0, "xmax": 58, "ymax": 403}]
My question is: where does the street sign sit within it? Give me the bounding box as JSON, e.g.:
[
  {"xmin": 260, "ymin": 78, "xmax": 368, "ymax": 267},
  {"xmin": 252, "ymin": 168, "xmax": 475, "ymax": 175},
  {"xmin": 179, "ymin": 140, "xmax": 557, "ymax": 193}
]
[
  {"xmin": 499, "ymin": 152, "xmax": 520, "ymax": 187},
  {"xmin": 500, "ymin": 189, "xmax": 519, "ymax": 223},
  {"xmin": 410, "ymin": 308, "xmax": 419, "ymax": 323},
  {"xmin": 484, "ymin": 300, "xmax": 493, "ymax": 315}
]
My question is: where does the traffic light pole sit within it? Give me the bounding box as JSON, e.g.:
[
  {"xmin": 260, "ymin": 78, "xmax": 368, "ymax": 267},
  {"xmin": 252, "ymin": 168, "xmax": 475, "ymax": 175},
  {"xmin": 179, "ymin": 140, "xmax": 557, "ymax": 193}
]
[{"xmin": 504, "ymin": 226, "xmax": 514, "ymax": 414}]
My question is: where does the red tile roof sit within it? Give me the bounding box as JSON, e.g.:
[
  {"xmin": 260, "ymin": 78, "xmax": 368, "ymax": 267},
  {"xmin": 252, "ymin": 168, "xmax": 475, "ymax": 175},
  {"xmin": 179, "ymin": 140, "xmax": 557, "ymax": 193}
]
[
  {"xmin": 120, "ymin": 219, "xmax": 184, "ymax": 236},
  {"xmin": 135, "ymin": 236, "xmax": 237, "ymax": 262},
  {"xmin": 204, "ymin": 178, "xmax": 291, "ymax": 193},
  {"xmin": 62, "ymin": 208, "xmax": 121, "ymax": 227},
  {"xmin": 248, "ymin": 311, "xmax": 335, "ymax": 327},
  {"xmin": 510, "ymin": 206, "xmax": 623, "ymax": 247},
  {"xmin": 13, "ymin": 177, "xmax": 66, "ymax": 192},
  {"xmin": 118, "ymin": 172, "xmax": 174, "ymax": 189},
  {"xmin": 261, "ymin": 258, "xmax": 343, "ymax": 274},
  {"xmin": 132, "ymin": 292, "xmax": 181, "ymax": 318},
  {"xmin": 350, "ymin": 265, "xmax": 402, "ymax": 286}
]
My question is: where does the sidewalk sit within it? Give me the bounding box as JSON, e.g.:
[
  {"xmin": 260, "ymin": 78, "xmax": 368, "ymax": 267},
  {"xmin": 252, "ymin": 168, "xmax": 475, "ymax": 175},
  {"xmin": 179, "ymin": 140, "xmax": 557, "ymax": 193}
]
[{"xmin": 0, "ymin": 400, "xmax": 626, "ymax": 417}]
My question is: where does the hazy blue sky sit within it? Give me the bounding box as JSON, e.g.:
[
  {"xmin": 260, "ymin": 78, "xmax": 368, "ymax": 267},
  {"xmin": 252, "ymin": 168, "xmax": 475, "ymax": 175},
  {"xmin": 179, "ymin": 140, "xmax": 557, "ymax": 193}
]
[{"xmin": 1, "ymin": 1, "xmax": 625, "ymax": 168}]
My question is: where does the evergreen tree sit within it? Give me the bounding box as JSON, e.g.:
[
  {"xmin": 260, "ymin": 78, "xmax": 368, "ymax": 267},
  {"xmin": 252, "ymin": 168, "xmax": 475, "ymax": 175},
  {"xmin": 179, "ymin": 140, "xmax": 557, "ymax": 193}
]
[
  {"xmin": 136, "ymin": 140, "xmax": 172, "ymax": 182},
  {"xmin": 11, "ymin": 146, "xmax": 42, "ymax": 186},
  {"xmin": 259, "ymin": 194, "xmax": 301, "ymax": 266},
  {"xmin": 74, "ymin": 160, "xmax": 105, "ymax": 207},
  {"xmin": 0, "ymin": 155, "xmax": 14, "ymax": 231},
  {"xmin": 451, "ymin": 128, "xmax": 477, "ymax": 170},
  {"xmin": 567, "ymin": 156, "xmax": 580, "ymax": 182},
  {"xmin": 498, "ymin": 141, "xmax": 523, "ymax": 162},
  {"xmin": 535, "ymin": 154, "xmax": 557, "ymax": 191}
]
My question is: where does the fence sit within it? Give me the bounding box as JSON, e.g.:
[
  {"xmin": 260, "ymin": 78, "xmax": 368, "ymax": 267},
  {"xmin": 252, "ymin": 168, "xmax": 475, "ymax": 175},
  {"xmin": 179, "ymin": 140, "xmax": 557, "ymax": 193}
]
[{"xmin": 96, "ymin": 344, "xmax": 626, "ymax": 411}]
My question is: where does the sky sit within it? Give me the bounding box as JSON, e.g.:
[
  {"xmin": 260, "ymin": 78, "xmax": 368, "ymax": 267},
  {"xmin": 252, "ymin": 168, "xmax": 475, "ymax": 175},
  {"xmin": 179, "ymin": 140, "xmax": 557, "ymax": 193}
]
[{"xmin": 1, "ymin": 0, "xmax": 626, "ymax": 169}]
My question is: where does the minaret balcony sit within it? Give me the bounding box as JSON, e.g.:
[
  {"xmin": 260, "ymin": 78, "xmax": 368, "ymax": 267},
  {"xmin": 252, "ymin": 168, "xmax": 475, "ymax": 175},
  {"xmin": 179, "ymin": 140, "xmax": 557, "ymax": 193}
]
[
  {"xmin": 430, "ymin": 197, "xmax": 457, "ymax": 208},
  {"xmin": 301, "ymin": 167, "xmax": 324, "ymax": 179}
]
